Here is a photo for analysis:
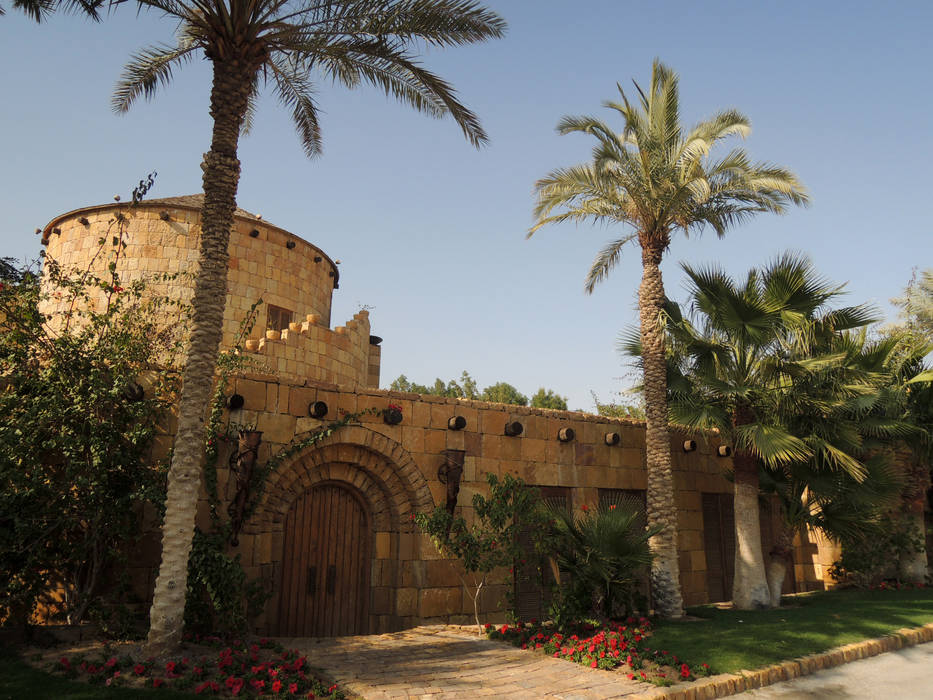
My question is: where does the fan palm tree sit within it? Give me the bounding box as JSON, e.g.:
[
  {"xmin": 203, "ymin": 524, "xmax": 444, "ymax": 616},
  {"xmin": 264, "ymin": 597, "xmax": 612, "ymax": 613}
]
[
  {"xmin": 0, "ymin": 0, "xmax": 101, "ymax": 20},
  {"xmin": 544, "ymin": 497, "xmax": 659, "ymax": 623},
  {"xmin": 658, "ymin": 254, "xmax": 878, "ymax": 608},
  {"xmin": 529, "ymin": 60, "xmax": 808, "ymax": 617},
  {"xmin": 114, "ymin": 0, "xmax": 505, "ymax": 654},
  {"xmin": 759, "ymin": 330, "xmax": 912, "ymax": 602}
]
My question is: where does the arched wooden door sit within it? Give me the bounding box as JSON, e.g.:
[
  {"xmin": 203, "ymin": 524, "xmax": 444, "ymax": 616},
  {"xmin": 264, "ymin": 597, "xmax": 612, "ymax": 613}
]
[{"xmin": 276, "ymin": 482, "xmax": 371, "ymax": 636}]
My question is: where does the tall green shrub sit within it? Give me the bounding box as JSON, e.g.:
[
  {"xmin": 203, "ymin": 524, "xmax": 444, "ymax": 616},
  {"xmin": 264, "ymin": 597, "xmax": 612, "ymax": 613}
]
[{"xmin": 0, "ymin": 221, "xmax": 183, "ymax": 629}]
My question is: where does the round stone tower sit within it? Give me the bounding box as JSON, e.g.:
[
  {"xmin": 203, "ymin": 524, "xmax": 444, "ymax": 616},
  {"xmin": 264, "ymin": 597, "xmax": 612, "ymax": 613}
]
[{"xmin": 41, "ymin": 195, "xmax": 380, "ymax": 388}]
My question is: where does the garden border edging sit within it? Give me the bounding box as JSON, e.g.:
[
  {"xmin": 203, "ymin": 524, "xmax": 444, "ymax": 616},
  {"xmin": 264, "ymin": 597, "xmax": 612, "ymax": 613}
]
[{"xmin": 627, "ymin": 622, "xmax": 933, "ymax": 700}]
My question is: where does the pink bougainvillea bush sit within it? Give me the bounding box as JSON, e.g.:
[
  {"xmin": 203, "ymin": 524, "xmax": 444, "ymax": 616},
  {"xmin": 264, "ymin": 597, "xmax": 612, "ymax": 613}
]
[
  {"xmin": 52, "ymin": 637, "xmax": 343, "ymax": 698},
  {"xmin": 485, "ymin": 617, "xmax": 713, "ymax": 686}
]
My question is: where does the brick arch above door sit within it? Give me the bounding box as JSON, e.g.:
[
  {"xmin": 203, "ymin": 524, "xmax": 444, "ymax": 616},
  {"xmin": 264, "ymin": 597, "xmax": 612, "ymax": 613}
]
[{"xmin": 247, "ymin": 425, "xmax": 435, "ymax": 537}]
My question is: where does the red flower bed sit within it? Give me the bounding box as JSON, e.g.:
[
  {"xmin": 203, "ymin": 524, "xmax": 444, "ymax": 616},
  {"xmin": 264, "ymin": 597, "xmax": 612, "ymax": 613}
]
[
  {"xmin": 52, "ymin": 637, "xmax": 343, "ymax": 698},
  {"xmin": 485, "ymin": 617, "xmax": 713, "ymax": 686}
]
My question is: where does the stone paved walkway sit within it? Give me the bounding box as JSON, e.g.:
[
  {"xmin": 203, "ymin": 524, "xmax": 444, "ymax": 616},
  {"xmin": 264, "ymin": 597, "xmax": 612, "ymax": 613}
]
[{"xmin": 282, "ymin": 626, "xmax": 653, "ymax": 699}]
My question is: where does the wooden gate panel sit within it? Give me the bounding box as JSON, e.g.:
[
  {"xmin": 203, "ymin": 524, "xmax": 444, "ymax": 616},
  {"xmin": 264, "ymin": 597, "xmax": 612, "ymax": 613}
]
[{"xmin": 277, "ymin": 482, "xmax": 371, "ymax": 636}]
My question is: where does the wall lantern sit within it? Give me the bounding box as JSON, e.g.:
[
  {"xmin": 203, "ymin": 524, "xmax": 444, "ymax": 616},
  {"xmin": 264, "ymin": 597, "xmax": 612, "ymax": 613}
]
[
  {"xmin": 557, "ymin": 427, "xmax": 575, "ymax": 442},
  {"xmin": 227, "ymin": 393, "xmax": 245, "ymax": 410},
  {"xmin": 717, "ymin": 445, "xmax": 733, "ymax": 457},
  {"xmin": 249, "ymin": 229, "xmax": 260, "ymax": 238},
  {"xmin": 286, "ymin": 240, "xmax": 296, "ymax": 249},
  {"xmin": 504, "ymin": 421, "xmax": 523, "ymax": 437},
  {"xmin": 682, "ymin": 439, "xmax": 697, "ymax": 452},
  {"xmin": 605, "ymin": 432, "xmax": 621, "ymax": 446},
  {"xmin": 308, "ymin": 401, "xmax": 328, "ymax": 419},
  {"xmin": 448, "ymin": 415, "xmax": 467, "ymax": 431},
  {"xmin": 159, "ymin": 211, "xmax": 171, "ymax": 222},
  {"xmin": 78, "ymin": 216, "xmax": 90, "ymax": 226}
]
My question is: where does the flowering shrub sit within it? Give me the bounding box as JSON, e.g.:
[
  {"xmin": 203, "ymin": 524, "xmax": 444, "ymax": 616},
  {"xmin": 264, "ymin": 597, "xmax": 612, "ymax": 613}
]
[
  {"xmin": 52, "ymin": 638, "xmax": 343, "ymax": 698},
  {"xmin": 485, "ymin": 617, "xmax": 713, "ymax": 685}
]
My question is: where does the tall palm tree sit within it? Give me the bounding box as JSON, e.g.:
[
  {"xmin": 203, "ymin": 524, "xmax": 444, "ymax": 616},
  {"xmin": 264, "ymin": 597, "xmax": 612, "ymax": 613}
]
[
  {"xmin": 114, "ymin": 0, "xmax": 505, "ymax": 654},
  {"xmin": 658, "ymin": 255, "xmax": 878, "ymax": 608},
  {"xmin": 529, "ymin": 60, "xmax": 808, "ymax": 617},
  {"xmin": 0, "ymin": 0, "xmax": 101, "ymax": 20}
]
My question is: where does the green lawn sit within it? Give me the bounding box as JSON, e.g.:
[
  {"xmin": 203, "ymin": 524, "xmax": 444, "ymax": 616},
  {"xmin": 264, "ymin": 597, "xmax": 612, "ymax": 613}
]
[
  {"xmin": 648, "ymin": 587, "xmax": 933, "ymax": 674},
  {"xmin": 0, "ymin": 648, "xmax": 193, "ymax": 700}
]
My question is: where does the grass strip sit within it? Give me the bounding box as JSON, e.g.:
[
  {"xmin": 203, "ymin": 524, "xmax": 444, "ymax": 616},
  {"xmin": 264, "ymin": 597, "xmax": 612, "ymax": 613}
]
[{"xmin": 648, "ymin": 587, "xmax": 933, "ymax": 674}]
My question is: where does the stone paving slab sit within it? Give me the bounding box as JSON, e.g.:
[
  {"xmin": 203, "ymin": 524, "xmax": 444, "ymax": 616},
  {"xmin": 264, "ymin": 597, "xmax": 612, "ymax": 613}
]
[{"xmin": 280, "ymin": 625, "xmax": 654, "ymax": 699}]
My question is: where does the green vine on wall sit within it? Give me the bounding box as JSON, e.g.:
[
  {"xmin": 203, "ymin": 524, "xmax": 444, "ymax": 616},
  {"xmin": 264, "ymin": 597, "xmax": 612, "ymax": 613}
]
[{"xmin": 185, "ymin": 306, "xmax": 385, "ymax": 634}]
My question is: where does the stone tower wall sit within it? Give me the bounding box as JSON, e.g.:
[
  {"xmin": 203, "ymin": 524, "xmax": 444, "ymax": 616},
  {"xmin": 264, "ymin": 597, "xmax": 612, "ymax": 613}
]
[{"xmin": 41, "ymin": 199, "xmax": 380, "ymax": 388}]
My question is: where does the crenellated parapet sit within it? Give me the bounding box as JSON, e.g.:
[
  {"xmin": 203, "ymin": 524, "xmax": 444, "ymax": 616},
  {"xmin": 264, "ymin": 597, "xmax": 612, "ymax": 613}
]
[{"xmin": 244, "ymin": 309, "xmax": 380, "ymax": 388}]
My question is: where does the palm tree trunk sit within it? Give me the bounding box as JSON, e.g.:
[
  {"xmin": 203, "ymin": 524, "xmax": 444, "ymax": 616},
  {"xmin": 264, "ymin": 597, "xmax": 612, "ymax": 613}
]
[
  {"xmin": 899, "ymin": 457, "xmax": 930, "ymax": 583},
  {"xmin": 639, "ymin": 247, "xmax": 684, "ymax": 619},
  {"xmin": 767, "ymin": 524, "xmax": 793, "ymax": 608},
  {"xmin": 146, "ymin": 57, "xmax": 254, "ymax": 656},
  {"xmin": 731, "ymin": 402, "xmax": 771, "ymax": 609}
]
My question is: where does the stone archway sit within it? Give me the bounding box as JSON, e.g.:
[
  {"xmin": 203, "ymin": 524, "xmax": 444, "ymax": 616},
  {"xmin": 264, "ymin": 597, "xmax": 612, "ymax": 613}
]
[{"xmin": 246, "ymin": 426, "xmax": 434, "ymax": 634}]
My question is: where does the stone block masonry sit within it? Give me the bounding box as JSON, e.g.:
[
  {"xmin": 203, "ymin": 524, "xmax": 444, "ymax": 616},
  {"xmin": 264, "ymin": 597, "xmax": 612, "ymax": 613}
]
[{"xmin": 38, "ymin": 196, "xmax": 820, "ymax": 637}]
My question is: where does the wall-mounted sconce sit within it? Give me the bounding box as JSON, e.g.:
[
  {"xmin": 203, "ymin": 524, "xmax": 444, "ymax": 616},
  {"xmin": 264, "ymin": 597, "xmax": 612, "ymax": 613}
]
[
  {"xmin": 122, "ymin": 382, "xmax": 144, "ymax": 402},
  {"xmin": 308, "ymin": 400, "xmax": 328, "ymax": 419},
  {"xmin": 78, "ymin": 217, "xmax": 90, "ymax": 227},
  {"xmin": 159, "ymin": 211, "xmax": 171, "ymax": 222},
  {"xmin": 683, "ymin": 439, "xmax": 697, "ymax": 452},
  {"xmin": 448, "ymin": 415, "xmax": 467, "ymax": 431},
  {"xmin": 249, "ymin": 229, "xmax": 260, "ymax": 238},
  {"xmin": 227, "ymin": 393, "xmax": 245, "ymax": 410},
  {"xmin": 504, "ymin": 421, "xmax": 523, "ymax": 437},
  {"xmin": 717, "ymin": 445, "xmax": 732, "ymax": 457},
  {"xmin": 286, "ymin": 240, "xmax": 296, "ymax": 249},
  {"xmin": 605, "ymin": 432, "xmax": 621, "ymax": 446},
  {"xmin": 557, "ymin": 427, "xmax": 575, "ymax": 442}
]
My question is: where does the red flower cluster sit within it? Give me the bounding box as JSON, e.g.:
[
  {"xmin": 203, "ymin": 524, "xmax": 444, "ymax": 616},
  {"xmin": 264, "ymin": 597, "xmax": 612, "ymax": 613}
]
[
  {"xmin": 486, "ymin": 617, "xmax": 713, "ymax": 685},
  {"xmin": 53, "ymin": 638, "xmax": 343, "ymax": 698}
]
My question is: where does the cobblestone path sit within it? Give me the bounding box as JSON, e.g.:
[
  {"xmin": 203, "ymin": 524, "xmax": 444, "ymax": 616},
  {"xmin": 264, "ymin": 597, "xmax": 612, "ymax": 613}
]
[{"xmin": 284, "ymin": 626, "xmax": 653, "ymax": 699}]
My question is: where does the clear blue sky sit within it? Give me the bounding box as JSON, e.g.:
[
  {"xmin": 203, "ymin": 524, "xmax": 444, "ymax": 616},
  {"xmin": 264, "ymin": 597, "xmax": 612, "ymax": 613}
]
[{"xmin": 1, "ymin": 1, "xmax": 930, "ymax": 410}]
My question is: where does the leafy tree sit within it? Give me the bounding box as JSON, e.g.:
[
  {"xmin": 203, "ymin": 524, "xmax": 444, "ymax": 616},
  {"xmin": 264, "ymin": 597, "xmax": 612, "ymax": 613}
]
[
  {"xmin": 591, "ymin": 390, "xmax": 645, "ymax": 420},
  {"xmin": 529, "ymin": 60, "xmax": 808, "ymax": 617},
  {"xmin": 114, "ymin": 0, "xmax": 506, "ymax": 654},
  {"xmin": 649, "ymin": 254, "xmax": 884, "ymax": 608},
  {"xmin": 530, "ymin": 387, "xmax": 568, "ymax": 410},
  {"xmin": 414, "ymin": 473, "xmax": 542, "ymax": 634},
  {"xmin": 480, "ymin": 381, "xmax": 528, "ymax": 406},
  {"xmin": 0, "ymin": 233, "xmax": 181, "ymax": 630},
  {"xmin": 390, "ymin": 371, "xmax": 566, "ymax": 407},
  {"xmin": 0, "ymin": 0, "xmax": 101, "ymax": 22}
]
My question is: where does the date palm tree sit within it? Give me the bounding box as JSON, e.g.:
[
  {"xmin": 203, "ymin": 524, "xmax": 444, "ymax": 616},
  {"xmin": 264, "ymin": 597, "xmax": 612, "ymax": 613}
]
[
  {"xmin": 529, "ymin": 60, "xmax": 808, "ymax": 617},
  {"xmin": 659, "ymin": 255, "xmax": 880, "ymax": 608},
  {"xmin": 0, "ymin": 0, "xmax": 101, "ymax": 21},
  {"xmin": 114, "ymin": 0, "xmax": 505, "ymax": 654}
]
